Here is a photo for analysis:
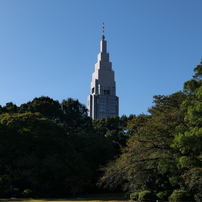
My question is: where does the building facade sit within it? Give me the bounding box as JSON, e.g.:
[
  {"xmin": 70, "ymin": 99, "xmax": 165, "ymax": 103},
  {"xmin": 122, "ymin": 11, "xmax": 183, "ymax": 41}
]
[{"xmin": 87, "ymin": 29, "xmax": 119, "ymax": 119}]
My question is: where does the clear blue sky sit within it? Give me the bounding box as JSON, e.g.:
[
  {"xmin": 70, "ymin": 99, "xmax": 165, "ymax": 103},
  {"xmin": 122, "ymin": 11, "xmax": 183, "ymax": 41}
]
[{"xmin": 1, "ymin": 0, "xmax": 202, "ymax": 116}]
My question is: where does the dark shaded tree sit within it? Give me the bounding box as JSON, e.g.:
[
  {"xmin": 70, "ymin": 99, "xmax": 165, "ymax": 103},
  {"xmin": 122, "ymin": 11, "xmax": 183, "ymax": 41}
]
[
  {"xmin": 68, "ymin": 132, "xmax": 115, "ymax": 193},
  {"xmin": 0, "ymin": 112, "xmax": 90, "ymax": 197},
  {"xmin": 60, "ymin": 98, "xmax": 92, "ymax": 133},
  {"xmin": 19, "ymin": 96, "xmax": 62, "ymax": 121},
  {"xmin": 93, "ymin": 115, "xmax": 132, "ymax": 155},
  {"xmin": 1, "ymin": 102, "xmax": 18, "ymax": 114}
]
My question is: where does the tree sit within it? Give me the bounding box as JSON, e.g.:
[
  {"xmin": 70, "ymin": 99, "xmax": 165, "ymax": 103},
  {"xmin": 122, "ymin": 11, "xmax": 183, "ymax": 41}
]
[
  {"xmin": 0, "ymin": 112, "xmax": 90, "ymax": 197},
  {"xmin": 19, "ymin": 96, "xmax": 62, "ymax": 121},
  {"xmin": 68, "ymin": 131, "xmax": 115, "ymax": 193},
  {"xmin": 99, "ymin": 92, "xmax": 186, "ymax": 193},
  {"xmin": 93, "ymin": 115, "xmax": 131, "ymax": 154},
  {"xmin": 172, "ymin": 60, "xmax": 202, "ymax": 201},
  {"xmin": 1, "ymin": 102, "xmax": 18, "ymax": 114},
  {"xmin": 19, "ymin": 96, "xmax": 93, "ymax": 134},
  {"xmin": 60, "ymin": 98, "xmax": 92, "ymax": 133}
]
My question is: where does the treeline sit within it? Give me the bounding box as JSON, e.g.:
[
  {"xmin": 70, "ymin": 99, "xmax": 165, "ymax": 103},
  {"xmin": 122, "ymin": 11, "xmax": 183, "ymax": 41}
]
[
  {"xmin": 99, "ymin": 60, "xmax": 202, "ymax": 202},
  {"xmin": 0, "ymin": 97, "xmax": 132, "ymax": 197},
  {"xmin": 1, "ymin": 60, "xmax": 202, "ymax": 201}
]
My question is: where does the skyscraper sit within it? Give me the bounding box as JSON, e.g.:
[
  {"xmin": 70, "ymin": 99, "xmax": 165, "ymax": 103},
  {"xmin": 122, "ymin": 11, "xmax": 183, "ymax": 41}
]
[{"xmin": 87, "ymin": 24, "xmax": 119, "ymax": 119}]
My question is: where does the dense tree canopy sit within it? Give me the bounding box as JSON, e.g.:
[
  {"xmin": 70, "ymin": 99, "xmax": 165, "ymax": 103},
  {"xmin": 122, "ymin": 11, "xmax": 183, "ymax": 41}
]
[
  {"xmin": 1, "ymin": 60, "xmax": 202, "ymax": 201},
  {"xmin": 99, "ymin": 92, "xmax": 186, "ymax": 192},
  {"xmin": 0, "ymin": 98, "xmax": 117, "ymax": 197},
  {"xmin": 0, "ymin": 112, "xmax": 90, "ymax": 197},
  {"xmin": 172, "ymin": 60, "xmax": 202, "ymax": 200},
  {"xmin": 99, "ymin": 60, "xmax": 202, "ymax": 201}
]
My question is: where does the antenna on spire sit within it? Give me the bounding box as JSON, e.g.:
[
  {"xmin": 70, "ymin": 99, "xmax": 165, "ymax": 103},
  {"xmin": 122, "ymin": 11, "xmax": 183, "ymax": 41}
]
[{"xmin": 102, "ymin": 22, "xmax": 105, "ymax": 40}]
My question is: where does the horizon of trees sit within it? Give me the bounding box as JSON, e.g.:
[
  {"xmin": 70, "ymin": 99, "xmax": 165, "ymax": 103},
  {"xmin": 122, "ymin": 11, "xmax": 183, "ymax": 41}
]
[{"xmin": 0, "ymin": 60, "xmax": 202, "ymax": 201}]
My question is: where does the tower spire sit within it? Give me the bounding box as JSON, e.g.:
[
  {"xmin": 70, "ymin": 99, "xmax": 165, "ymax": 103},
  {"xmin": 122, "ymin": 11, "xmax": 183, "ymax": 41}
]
[{"xmin": 102, "ymin": 22, "xmax": 105, "ymax": 40}]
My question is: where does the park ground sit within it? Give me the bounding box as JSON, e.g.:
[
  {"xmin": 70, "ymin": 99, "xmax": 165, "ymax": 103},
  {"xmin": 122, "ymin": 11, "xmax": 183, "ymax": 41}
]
[{"xmin": 0, "ymin": 193, "xmax": 128, "ymax": 202}]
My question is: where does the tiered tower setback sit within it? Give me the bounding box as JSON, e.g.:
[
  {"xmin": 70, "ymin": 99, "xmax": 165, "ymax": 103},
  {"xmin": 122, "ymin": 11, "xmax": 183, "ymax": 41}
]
[{"xmin": 87, "ymin": 24, "xmax": 119, "ymax": 119}]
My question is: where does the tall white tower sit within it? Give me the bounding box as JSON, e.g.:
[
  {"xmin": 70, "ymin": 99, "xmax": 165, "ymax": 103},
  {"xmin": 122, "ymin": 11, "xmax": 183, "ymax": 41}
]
[{"xmin": 88, "ymin": 23, "xmax": 119, "ymax": 119}]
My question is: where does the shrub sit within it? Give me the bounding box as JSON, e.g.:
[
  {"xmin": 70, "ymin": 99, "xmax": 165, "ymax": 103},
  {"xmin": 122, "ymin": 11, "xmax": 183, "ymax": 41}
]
[
  {"xmin": 138, "ymin": 190, "xmax": 153, "ymax": 201},
  {"xmin": 5, "ymin": 187, "xmax": 19, "ymax": 197},
  {"xmin": 22, "ymin": 189, "xmax": 32, "ymax": 197},
  {"xmin": 168, "ymin": 190, "xmax": 189, "ymax": 202},
  {"xmin": 125, "ymin": 192, "xmax": 131, "ymax": 199},
  {"xmin": 130, "ymin": 191, "xmax": 141, "ymax": 201},
  {"xmin": 157, "ymin": 190, "xmax": 172, "ymax": 201},
  {"xmin": 194, "ymin": 192, "xmax": 202, "ymax": 202}
]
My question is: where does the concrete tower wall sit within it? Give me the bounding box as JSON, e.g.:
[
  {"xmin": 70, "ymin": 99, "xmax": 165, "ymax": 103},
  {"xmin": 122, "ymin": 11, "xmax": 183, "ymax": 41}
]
[{"xmin": 88, "ymin": 36, "xmax": 119, "ymax": 119}]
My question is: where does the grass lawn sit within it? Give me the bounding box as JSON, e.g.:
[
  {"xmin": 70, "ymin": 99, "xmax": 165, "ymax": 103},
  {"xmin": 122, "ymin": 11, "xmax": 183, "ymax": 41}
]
[{"xmin": 0, "ymin": 193, "xmax": 128, "ymax": 202}]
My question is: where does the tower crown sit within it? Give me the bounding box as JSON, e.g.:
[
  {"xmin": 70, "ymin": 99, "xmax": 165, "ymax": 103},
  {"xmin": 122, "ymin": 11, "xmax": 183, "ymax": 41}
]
[{"xmin": 100, "ymin": 39, "xmax": 107, "ymax": 53}]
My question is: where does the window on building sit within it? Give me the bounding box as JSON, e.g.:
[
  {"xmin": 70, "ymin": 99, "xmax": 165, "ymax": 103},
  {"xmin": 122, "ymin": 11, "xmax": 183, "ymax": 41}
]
[{"xmin": 104, "ymin": 90, "xmax": 110, "ymax": 95}]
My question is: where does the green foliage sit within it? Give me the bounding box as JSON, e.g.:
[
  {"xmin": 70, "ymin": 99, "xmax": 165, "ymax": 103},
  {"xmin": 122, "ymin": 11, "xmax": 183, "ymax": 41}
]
[
  {"xmin": 2, "ymin": 59, "xmax": 202, "ymax": 198},
  {"xmin": 61, "ymin": 98, "xmax": 92, "ymax": 133},
  {"xmin": 19, "ymin": 96, "xmax": 62, "ymax": 120},
  {"xmin": 156, "ymin": 190, "xmax": 171, "ymax": 201},
  {"xmin": 1, "ymin": 102, "xmax": 18, "ymax": 114},
  {"xmin": 193, "ymin": 59, "xmax": 202, "ymax": 80},
  {"xmin": 22, "ymin": 189, "xmax": 32, "ymax": 197},
  {"xmin": 138, "ymin": 190, "xmax": 153, "ymax": 201},
  {"xmin": 0, "ymin": 112, "xmax": 90, "ymax": 197},
  {"xmin": 99, "ymin": 60, "xmax": 202, "ymax": 200},
  {"xmin": 0, "ymin": 96, "xmax": 128, "ymax": 197},
  {"xmin": 67, "ymin": 132, "xmax": 115, "ymax": 192},
  {"xmin": 18, "ymin": 96, "xmax": 93, "ymax": 133},
  {"xmin": 0, "ymin": 98, "xmax": 101, "ymax": 197},
  {"xmin": 130, "ymin": 191, "xmax": 141, "ymax": 201},
  {"xmin": 99, "ymin": 92, "xmax": 186, "ymax": 192},
  {"xmin": 93, "ymin": 115, "xmax": 130, "ymax": 154},
  {"xmin": 171, "ymin": 60, "xmax": 202, "ymax": 199},
  {"xmin": 168, "ymin": 190, "xmax": 189, "ymax": 202}
]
